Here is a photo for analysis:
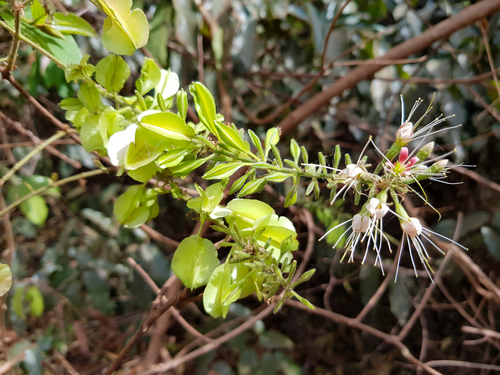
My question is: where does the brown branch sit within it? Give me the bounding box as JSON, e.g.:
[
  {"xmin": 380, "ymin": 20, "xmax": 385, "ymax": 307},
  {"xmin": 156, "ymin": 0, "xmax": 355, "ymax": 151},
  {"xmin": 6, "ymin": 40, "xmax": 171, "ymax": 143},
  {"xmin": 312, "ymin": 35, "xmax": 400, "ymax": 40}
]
[
  {"xmin": 278, "ymin": 0, "xmax": 500, "ymax": 136},
  {"xmin": 140, "ymin": 304, "xmax": 276, "ymax": 375},
  {"xmin": 127, "ymin": 258, "xmax": 213, "ymax": 344},
  {"xmin": 101, "ymin": 289, "xmax": 198, "ymax": 375},
  {"xmin": 0, "ymin": 111, "xmax": 81, "ymax": 169},
  {"xmin": 139, "ymin": 224, "xmax": 180, "ymax": 249},
  {"xmin": 285, "ymin": 300, "xmax": 443, "ymax": 375}
]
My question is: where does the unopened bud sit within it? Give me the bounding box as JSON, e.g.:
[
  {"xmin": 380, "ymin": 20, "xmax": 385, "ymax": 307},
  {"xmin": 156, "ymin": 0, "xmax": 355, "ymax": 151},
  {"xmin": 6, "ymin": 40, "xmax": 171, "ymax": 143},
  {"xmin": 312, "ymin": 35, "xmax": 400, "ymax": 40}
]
[
  {"xmin": 415, "ymin": 142, "xmax": 434, "ymax": 161},
  {"xmin": 429, "ymin": 159, "xmax": 448, "ymax": 173},
  {"xmin": 396, "ymin": 121, "xmax": 413, "ymax": 145}
]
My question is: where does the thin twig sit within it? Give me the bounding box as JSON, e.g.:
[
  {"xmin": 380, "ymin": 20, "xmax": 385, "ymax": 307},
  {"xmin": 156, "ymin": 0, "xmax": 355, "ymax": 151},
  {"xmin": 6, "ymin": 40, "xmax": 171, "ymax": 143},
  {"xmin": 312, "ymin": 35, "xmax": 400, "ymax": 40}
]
[
  {"xmin": 140, "ymin": 304, "xmax": 275, "ymax": 375},
  {"xmin": 286, "ymin": 300, "xmax": 443, "ymax": 375},
  {"xmin": 102, "ymin": 289, "xmax": 199, "ymax": 375},
  {"xmin": 4, "ymin": 0, "xmax": 22, "ymax": 74},
  {"xmin": 0, "ymin": 168, "xmax": 106, "ymax": 218},
  {"xmin": 0, "ymin": 131, "xmax": 66, "ymax": 187},
  {"xmin": 139, "ymin": 224, "xmax": 180, "ymax": 248}
]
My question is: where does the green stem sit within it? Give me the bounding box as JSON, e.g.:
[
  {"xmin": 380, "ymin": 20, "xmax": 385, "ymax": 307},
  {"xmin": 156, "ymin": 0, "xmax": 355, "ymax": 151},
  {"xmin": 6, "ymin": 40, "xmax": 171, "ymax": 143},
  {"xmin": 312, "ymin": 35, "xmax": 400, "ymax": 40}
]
[
  {"xmin": 0, "ymin": 169, "xmax": 106, "ymax": 218},
  {"xmin": 0, "ymin": 131, "xmax": 66, "ymax": 187}
]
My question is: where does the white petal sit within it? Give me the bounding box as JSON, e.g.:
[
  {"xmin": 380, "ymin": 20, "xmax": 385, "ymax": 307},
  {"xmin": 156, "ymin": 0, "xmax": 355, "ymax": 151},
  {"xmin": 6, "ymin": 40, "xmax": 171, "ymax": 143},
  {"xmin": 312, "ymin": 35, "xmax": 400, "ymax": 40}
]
[
  {"xmin": 107, "ymin": 124, "xmax": 137, "ymax": 166},
  {"xmin": 155, "ymin": 70, "xmax": 180, "ymax": 99},
  {"xmin": 344, "ymin": 164, "xmax": 362, "ymax": 178}
]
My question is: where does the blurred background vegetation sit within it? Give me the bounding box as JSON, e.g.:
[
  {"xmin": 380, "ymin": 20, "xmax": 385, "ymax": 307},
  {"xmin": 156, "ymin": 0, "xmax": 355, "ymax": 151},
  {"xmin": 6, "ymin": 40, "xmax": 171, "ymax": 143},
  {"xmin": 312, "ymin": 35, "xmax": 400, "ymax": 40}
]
[{"xmin": 1, "ymin": 0, "xmax": 500, "ymax": 374}]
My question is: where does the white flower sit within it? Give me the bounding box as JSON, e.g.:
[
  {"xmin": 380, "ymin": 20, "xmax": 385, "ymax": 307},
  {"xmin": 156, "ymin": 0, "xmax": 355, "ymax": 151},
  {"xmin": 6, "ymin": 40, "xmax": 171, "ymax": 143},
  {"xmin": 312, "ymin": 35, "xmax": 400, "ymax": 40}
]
[
  {"xmin": 329, "ymin": 164, "xmax": 365, "ymax": 205},
  {"xmin": 397, "ymin": 216, "xmax": 467, "ymax": 281},
  {"xmin": 107, "ymin": 124, "xmax": 137, "ymax": 166}
]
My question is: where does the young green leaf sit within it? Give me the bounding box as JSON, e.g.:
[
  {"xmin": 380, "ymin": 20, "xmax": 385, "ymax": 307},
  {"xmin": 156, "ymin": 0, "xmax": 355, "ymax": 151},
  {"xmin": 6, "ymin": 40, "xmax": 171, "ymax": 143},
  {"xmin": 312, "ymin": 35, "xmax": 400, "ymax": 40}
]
[
  {"xmin": 237, "ymin": 178, "xmax": 267, "ymax": 197},
  {"xmin": 25, "ymin": 285, "xmax": 44, "ymax": 317},
  {"xmin": 271, "ymin": 144, "xmax": 283, "ymax": 168},
  {"xmin": 203, "ymin": 163, "xmax": 246, "ymax": 180},
  {"xmin": 156, "ymin": 148, "xmax": 190, "ymax": 169},
  {"xmin": 334, "ymin": 145, "xmax": 341, "ymax": 169},
  {"xmin": 215, "ymin": 121, "xmax": 251, "ymax": 154},
  {"xmin": 177, "ymin": 89, "xmax": 188, "ymax": 120},
  {"xmin": 172, "ymin": 235, "xmax": 219, "ymax": 289},
  {"xmin": 264, "ymin": 128, "xmax": 280, "ymax": 158},
  {"xmin": 189, "ymin": 82, "xmax": 218, "ymax": 136},
  {"xmin": 300, "ymin": 146, "xmax": 309, "ymax": 165},
  {"xmin": 248, "ymin": 129, "xmax": 265, "ymax": 160},
  {"xmin": 139, "ymin": 112, "xmax": 195, "ymax": 142},
  {"xmin": 290, "ymin": 139, "xmax": 300, "ymax": 164},
  {"xmin": 229, "ymin": 173, "xmax": 249, "ymax": 195},
  {"xmin": 170, "ymin": 154, "xmax": 215, "ymax": 177},
  {"xmin": 77, "ymin": 82, "xmax": 101, "ymax": 113},
  {"xmin": 95, "ymin": 54, "xmax": 130, "ymax": 93},
  {"xmin": 203, "ymin": 263, "xmax": 232, "ymax": 318},
  {"xmin": 91, "ymin": 0, "xmax": 149, "ymax": 55},
  {"xmin": 136, "ymin": 58, "xmax": 161, "ymax": 95}
]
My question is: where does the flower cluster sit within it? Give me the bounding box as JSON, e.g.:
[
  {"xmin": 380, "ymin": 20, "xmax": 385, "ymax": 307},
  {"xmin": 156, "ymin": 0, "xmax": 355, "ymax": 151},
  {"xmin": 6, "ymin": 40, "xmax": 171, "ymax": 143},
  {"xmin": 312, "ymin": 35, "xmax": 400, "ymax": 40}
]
[{"xmin": 316, "ymin": 97, "xmax": 467, "ymax": 281}]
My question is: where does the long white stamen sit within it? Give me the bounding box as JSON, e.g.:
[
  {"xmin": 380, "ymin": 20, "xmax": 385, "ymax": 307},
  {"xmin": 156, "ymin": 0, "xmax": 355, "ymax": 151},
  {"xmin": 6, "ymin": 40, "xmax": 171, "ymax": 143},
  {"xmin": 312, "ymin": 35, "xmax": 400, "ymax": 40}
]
[{"xmin": 319, "ymin": 218, "xmax": 353, "ymax": 241}]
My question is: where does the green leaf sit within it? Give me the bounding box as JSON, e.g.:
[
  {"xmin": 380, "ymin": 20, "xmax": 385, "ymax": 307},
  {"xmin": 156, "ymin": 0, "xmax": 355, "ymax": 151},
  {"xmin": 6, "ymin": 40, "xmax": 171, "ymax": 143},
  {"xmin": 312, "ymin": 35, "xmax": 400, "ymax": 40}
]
[
  {"xmin": 127, "ymin": 162, "xmax": 158, "ymax": 183},
  {"xmin": 136, "ymin": 58, "xmax": 161, "ymax": 96},
  {"xmin": 253, "ymin": 214, "xmax": 299, "ymax": 256},
  {"xmin": 177, "ymin": 89, "xmax": 188, "ymax": 120},
  {"xmin": 92, "ymin": 0, "xmax": 149, "ymax": 55},
  {"xmin": 259, "ymin": 331, "xmax": 294, "ymax": 350},
  {"xmin": 203, "ymin": 163, "xmax": 246, "ymax": 180},
  {"xmin": 95, "ymin": 54, "xmax": 130, "ymax": 93},
  {"xmin": 481, "ymin": 226, "xmax": 500, "ymax": 260},
  {"xmin": 290, "ymin": 139, "xmax": 301, "ymax": 164},
  {"xmin": 125, "ymin": 126, "xmax": 163, "ymax": 170},
  {"xmin": 114, "ymin": 185, "xmax": 159, "ymax": 228},
  {"xmin": 291, "ymin": 269, "xmax": 316, "ymax": 288},
  {"xmin": 265, "ymin": 172, "xmax": 291, "ymax": 183},
  {"xmin": 80, "ymin": 113, "xmax": 106, "ymax": 154},
  {"xmin": 0, "ymin": 10, "xmax": 82, "ymax": 66},
  {"xmin": 20, "ymin": 195, "xmax": 48, "ymax": 226},
  {"xmin": 389, "ymin": 277, "xmax": 411, "ymax": 326},
  {"xmin": 25, "ymin": 285, "xmax": 44, "ymax": 317},
  {"xmin": 248, "ymin": 129, "xmax": 264, "ymax": 159},
  {"xmin": 229, "ymin": 173, "xmax": 249, "ymax": 195},
  {"xmin": 0, "ymin": 263, "xmax": 12, "ymax": 297},
  {"xmin": 172, "ymin": 235, "xmax": 219, "ymax": 289},
  {"xmin": 156, "ymin": 148, "xmax": 190, "ymax": 169},
  {"xmin": 264, "ymin": 128, "xmax": 280, "ymax": 158},
  {"xmin": 189, "ymin": 82, "xmax": 218, "ymax": 136},
  {"xmin": 203, "ymin": 263, "xmax": 232, "ymax": 318},
  {"xmin": 59, "ymin": 98, "xmax": 84, "ymax": 112},
  {"xmin": 237, "ymin": 178, "xmax": 267, "ymax": 197},
  {"xmin": 225, "ymin": 199, "xmax": 274, "ymax": 231},
  {"xmin": 215, "ymin": 121, "xmax": 251, "ymax": 153},
  {"xmin": 140, "ymin": 112, "xmax": 195, "ymax": 142},
  {"xmin": 78, "ymin": 83, "xmax": 101, "ymax": 113},
  {"xmin": 170, "ymin": 154, "xmax": 214, "ymax": 177},
  {"xmin": 31, "ymin": 0, "xmax": 46, "ymax": 24},
  {"xmin": 52, "ymin": 13, "xmax": 97, "ymax": 37}
]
